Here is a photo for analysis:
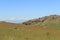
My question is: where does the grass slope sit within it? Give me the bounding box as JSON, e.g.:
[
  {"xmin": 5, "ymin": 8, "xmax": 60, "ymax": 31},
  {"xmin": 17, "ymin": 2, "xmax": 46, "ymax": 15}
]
[{"xmin": 0, "ymin": 22, "xmax": 60, "ymax": 40}]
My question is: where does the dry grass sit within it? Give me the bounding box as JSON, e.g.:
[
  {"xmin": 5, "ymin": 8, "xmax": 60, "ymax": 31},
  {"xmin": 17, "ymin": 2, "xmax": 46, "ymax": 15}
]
[{"xmin": 0, "ymin": 22, "xmax": 60, "ymax": 40}]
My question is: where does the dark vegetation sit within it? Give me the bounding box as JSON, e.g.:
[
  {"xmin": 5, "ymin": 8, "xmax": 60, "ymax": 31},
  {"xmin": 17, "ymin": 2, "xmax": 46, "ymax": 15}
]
[{"xmin": 23, "ymin": 15, "xmax": 60, "ymax": 29}]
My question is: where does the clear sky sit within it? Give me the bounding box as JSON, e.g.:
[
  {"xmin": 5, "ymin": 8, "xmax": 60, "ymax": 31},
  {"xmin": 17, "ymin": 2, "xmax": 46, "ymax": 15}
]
[{"xmin": 0, "ymin": 0, "xmax": 60, "ymax": 20}]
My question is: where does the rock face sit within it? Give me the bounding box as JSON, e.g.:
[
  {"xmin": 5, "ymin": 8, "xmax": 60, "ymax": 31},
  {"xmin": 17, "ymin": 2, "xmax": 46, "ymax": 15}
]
[{"xmin": 22, "ymin": 15, "xmax": 60, "ymax": 26}]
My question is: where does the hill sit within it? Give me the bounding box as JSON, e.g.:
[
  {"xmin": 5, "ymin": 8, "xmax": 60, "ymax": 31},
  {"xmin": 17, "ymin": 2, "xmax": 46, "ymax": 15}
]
[
  {"xmin": 0, "ymin": 19, "xmax": 60, "ymax": 40},
  {"xmin": 23, "ymin": 15, "xmax": 60, "ymax": 29},
  {"xmin": 0, "ymin": 21, "xmax": 60, "ymax": 40},
  {"xmin": 0, "ymin": 21, "xmax": 29, "ymax": 29}
]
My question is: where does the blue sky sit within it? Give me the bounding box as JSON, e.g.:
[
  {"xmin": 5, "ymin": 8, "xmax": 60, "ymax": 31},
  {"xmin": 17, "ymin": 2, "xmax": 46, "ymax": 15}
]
[{"xmin": 0, "ymin": 0, "xmax": 60, "ymax": 20}]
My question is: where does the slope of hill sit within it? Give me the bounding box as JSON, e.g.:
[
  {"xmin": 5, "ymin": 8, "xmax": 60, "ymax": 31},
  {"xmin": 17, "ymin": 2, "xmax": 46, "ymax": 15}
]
[
  {"xmin": 23, "ymin": 15, "xmax": 60, "ymax": 29},
  {"xmin": 0, "ymin": 19, "xmax": 60, "ymax": 40},
  {"xmin": 0, "ymin": 21, "xmax": 28, "ymax": 28},
  {"xmin": 0, "ymin": 21, "xmax": 60, "ymax": 40}
]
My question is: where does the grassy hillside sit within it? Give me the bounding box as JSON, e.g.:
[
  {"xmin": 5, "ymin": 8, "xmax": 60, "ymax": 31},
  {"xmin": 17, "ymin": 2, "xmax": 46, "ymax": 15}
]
[
  {"xmin": 0, "ymin": 15, "xmax": 60, "ymax": 40},
  {"xmin": 0, "ymin": 26, "xmax": 60, "ymax": 40},
  {"xmin": 0, "ymin": 22, "xmax": 60, "ymax": 40}
]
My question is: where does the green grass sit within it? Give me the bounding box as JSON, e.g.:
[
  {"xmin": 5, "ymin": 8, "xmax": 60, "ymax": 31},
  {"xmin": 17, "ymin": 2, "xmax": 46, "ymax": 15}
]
[
  {"xmin": 0, "ymin": 26, "xmax": 60, "ymax": 40},
  {"xmin": 40, "ymin": 19, "xmax": 60, "ymax": 30}
]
